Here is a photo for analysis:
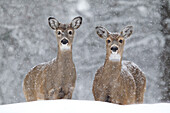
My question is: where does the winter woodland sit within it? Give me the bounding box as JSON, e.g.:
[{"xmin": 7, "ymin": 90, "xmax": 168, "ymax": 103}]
[{"xmin": 0, "ymin": 0, "xmax": 169, "ymax": 104}]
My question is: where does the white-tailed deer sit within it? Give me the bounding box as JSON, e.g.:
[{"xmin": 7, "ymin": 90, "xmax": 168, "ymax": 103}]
[
  {"xmin": 92, "ymin": 26, "xmax": 146, "ymax": 105},
  {"xmin": 23, "ymin": 16, "xmax": 82, "ymax": 101}
]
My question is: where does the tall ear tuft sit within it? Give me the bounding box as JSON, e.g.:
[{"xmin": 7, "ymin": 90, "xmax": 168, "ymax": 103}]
[
  {"xmin": 120, "ymin": 26, "xmax": 133, "ymax": 39},
  {"xmin": 95, "ymin": 26, "xmax": 109, "ymax": 39},
  {"xmin": 71, "ymin": 16, "xmax": 82, "ymax": 29},
  {"xmin": 48, "ymin": 17, "xmax": 59, "ymax": 30}
]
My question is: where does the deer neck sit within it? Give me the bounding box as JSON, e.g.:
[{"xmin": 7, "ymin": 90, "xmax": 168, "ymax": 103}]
[
  {"xmin": 103, "ymin": 55, "xmax": 122, "ymax": 81},
  {"xmin": 51, "ymin": 45, "xmax": 74, "ymax": 83},
  {"xmin": 57, "ymin": 45, "xmax": 73, "ymax": 63}
]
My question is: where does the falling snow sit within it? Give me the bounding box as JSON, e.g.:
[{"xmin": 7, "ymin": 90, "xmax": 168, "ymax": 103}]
[{"xmin": 0, "ymin": 0, "xmax": 168, "ymax": 105}]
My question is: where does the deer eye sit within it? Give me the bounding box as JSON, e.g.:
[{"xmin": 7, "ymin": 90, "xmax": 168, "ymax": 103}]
[
  {"xmin": 119, "ymin": 39, "xmax": 123, "ymax": 43},
  {"xmin": 68, "ymin": 30, "xmax": 73, "ymax": 35},
  {"xmin": 107, "ymin": 39, "xmax": 111, "ymax": 43},
  {"xmin": 57, "ymin": 30, "xmax": 62, "ymax": 36}
]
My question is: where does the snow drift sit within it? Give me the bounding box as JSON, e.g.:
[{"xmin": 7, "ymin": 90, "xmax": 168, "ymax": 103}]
[{"xmin": 0, "ymin": 100, "xmax": 169, "ymax": 113}]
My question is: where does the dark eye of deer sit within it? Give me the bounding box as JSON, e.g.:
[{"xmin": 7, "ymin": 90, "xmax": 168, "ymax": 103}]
[
  {"xmin": 68, "ymin": 30, "xmax": 72, "ymax": 35},
  {"xmin": 57, "ymin": 30, "xmax": 61, "ymax": 35},
  {"xmin": 119, "ymin": 39, "xmax": 123, "ymax": 43},
  {"xmin": 107, "ymin": 40, "xmax": 111, "ymax": 43}
]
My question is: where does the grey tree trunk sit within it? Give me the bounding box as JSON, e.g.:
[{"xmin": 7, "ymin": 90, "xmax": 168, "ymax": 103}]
[{"xmin": 160, "ymin": 0, "xmax": 170, "ymax": 102}]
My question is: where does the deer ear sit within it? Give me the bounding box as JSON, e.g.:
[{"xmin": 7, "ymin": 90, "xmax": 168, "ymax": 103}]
[
  {"xmin": 48, "ymin": 17, "xmax": 59, "ymax": 30},
  {"xmin": 120, "ymin": 26, "xmax": 133, "ymax": 39},
  {"xmin": 95, "ymin": 26, "xmax": 109, "ymax": 39},
  {"xmin": 71, "ymin": 16, "xmax": 82, "ymax": 29}
]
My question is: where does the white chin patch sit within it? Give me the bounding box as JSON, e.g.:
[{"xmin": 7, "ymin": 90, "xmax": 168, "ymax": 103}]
[
  {"xmin": 60, "ymin": 44, "xmax": 71, "ymax": 51},
  {"xmin": 109, "ymin": 52, "xmax": 121, "ymax": 61}
]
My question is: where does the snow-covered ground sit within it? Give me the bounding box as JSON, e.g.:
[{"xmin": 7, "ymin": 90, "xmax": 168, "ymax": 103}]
[{"xmin": 0, "ymin": 100, "xmax": 169, "ymax": 113}]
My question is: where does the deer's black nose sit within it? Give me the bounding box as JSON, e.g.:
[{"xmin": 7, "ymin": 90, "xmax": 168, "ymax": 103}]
[
  {"xmin": 111, "ymin": 46, "xmax": 118, "ymax": 52},
  {"xmin": 61, "ymin": 39, "xmax": 68, "ymax": 44}
]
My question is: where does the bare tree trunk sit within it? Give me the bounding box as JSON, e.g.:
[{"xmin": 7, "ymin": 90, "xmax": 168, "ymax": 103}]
[{"xmin": 160, "ymin": 0, "xmax": 170, "ymax": 102}]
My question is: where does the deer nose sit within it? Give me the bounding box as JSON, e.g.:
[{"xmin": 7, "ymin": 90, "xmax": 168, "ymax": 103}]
[
  {"xmin": 61, "ymin": 39, "xmax": 68, "ymax": 44},
  {"xmin": 111, "ymin": 46, "xmax": 118, "ymax": 52}
]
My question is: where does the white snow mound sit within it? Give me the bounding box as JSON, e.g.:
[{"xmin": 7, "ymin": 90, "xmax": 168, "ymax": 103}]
[{"xmin": 0, "ymin": 100, "xmax": 169, "ymax": 113}]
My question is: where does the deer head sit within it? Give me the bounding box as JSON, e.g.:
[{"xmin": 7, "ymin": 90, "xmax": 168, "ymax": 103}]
[
  {"xmin": 48, "ymin": 16, "xmax": 82, "ymax": 51},
  {"xmin": 96, "ymin": 26, "xmax": 133, "ymax": 62}
]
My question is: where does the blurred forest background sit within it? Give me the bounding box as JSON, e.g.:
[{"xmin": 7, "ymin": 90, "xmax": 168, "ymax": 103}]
[{"xmin": 0, "ymin": 0, "xmax": 169, "ymax": 104}]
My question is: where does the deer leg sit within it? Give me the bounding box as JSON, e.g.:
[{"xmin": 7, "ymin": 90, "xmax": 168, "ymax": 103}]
[
  {"xmin": 63, "ymin": 86, "xmax": 74, "ymax": 99},
  {"xmin": 47, "ymin": 87, "xmax": 64, "ymax": 99},
  {"xmin": 23, "ymin": 80, "xmax": 38, "ymax": 101},
  {"xmin": 135, "ymin": 73, "xmax": 146, "ymax": 104},
  {"xmin": 135, "ymin": 80, "xmax": 146, "ymax": 103},
  {"xmin": 63, "ymin": 93, "xmax": 72, "ymax": 99},
  {"xmin": 98, "ymin": 92, "xmax": 108, "ymax": 102},
  {"xmin": 23, "ymin": 87, "xmax": 37, "ymax": 101},
  {"xmin": 105, "ymin": 95, "xmax": 111, "ymax": 103}
]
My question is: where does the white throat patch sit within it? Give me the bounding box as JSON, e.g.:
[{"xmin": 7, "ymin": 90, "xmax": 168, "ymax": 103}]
[
  {"xmin": 109, "ymin": 52, "xmax": 121, "ymax": 61},
  {"xmin": 60, "ymin": 44, "xmax": 71, "ymax": 51}
]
